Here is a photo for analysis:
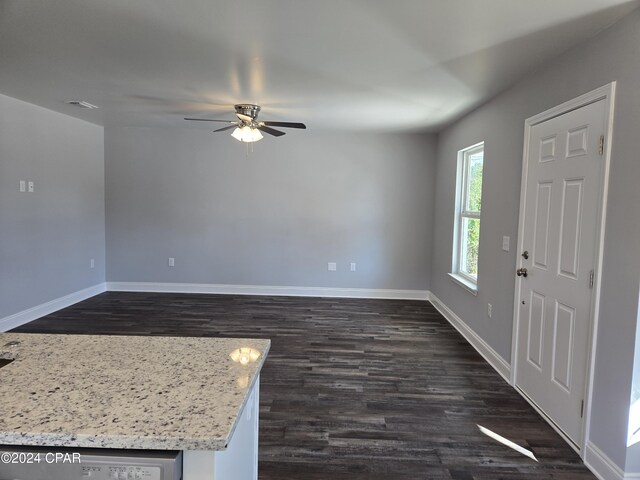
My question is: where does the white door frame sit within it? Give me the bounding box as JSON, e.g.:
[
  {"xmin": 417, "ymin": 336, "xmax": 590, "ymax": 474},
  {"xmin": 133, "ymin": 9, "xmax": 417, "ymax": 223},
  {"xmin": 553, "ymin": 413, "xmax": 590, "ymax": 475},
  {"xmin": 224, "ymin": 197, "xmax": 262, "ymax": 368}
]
[{"xmin": 510, "ymin": 82, "xmax": 616, "ymax": 456}]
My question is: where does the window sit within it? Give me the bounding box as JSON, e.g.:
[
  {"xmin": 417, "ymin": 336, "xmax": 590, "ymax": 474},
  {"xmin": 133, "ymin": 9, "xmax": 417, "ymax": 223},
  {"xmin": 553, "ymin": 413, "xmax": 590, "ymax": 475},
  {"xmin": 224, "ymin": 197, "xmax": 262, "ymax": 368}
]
[{"xmin": 451, "ymin": 142, "xmax": 484, "ymax": 292}]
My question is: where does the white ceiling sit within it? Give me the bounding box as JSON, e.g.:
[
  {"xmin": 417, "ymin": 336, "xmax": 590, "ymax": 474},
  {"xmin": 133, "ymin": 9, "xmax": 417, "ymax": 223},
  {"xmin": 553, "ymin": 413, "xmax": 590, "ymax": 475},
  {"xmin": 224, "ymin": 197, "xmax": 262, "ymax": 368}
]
[{"xmin": 1, "ymin": 0, "xmax": 638, "ymax": 132}]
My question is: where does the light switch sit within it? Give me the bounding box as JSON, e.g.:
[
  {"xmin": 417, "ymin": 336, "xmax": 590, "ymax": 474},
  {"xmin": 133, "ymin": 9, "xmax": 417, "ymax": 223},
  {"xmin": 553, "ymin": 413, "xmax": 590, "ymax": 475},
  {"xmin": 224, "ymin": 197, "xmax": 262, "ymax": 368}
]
[
  {"xmin": 19, "ymin": 180, "xmax": 26, "ymax": 192},
  {"xmin": 502, "ymin": 236, "xmax": 510, "ymax": 252},
  {"xmin": 350, "ymin": 262, "xmax": 356, "ymax": 272},
  {"xmin": 168, "ymin": 257, "xmax": 175, "ymax": 267},
  {"xmin": 328, "ymin": 262, "xmax": 337, "ymax": 271},
  {"xmin": 28, "ymin": 181, "xmax": 34, "ymax": 193}
]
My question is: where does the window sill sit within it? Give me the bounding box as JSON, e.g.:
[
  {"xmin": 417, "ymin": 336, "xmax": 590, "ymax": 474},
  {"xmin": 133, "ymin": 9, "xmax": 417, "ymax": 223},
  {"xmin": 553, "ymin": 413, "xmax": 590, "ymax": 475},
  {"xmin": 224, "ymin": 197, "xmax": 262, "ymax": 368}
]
[{"xmin": 448, "ymin": 273, "xmax": 478, "ymax": 296}]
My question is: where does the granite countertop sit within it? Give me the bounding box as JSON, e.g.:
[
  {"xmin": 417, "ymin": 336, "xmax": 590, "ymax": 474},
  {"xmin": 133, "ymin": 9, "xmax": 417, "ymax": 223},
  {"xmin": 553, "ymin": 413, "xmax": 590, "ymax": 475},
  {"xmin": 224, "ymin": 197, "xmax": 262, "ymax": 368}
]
[{"xmin": 0, "ymin": 333, "xmax": 270, "ymax": 451}]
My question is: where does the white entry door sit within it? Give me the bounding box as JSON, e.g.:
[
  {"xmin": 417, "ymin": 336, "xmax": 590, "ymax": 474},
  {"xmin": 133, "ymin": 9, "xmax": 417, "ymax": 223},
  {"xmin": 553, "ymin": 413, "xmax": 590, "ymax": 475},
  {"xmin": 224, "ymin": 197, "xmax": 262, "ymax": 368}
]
[{"xmin": 515, "ymin": 99, "xmax": 607, "ymax": 446}]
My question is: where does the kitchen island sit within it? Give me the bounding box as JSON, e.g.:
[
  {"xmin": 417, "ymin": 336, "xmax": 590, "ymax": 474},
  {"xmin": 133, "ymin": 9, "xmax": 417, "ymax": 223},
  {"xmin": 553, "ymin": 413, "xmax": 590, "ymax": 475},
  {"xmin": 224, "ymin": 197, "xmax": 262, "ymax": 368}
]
[{"xmin": 0, "ymin": 333, "xmax": 270, "ymax": 479}]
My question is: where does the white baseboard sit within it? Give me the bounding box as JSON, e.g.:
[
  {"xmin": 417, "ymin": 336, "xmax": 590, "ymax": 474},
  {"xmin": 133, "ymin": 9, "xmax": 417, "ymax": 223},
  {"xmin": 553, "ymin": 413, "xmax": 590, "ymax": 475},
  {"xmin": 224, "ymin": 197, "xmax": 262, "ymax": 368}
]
[
  {"xmin": 106, "ymin": 282, "xmax": 430, "ymax": 301},
  {"xmin": 584, "ymin": 441, "xmax": 628, "ymax": 480},
  {"xmin": 427, "ymin": 291, "xmax": 511, "ymax": 383},
  {"xmin": 0, "ymin": 283, "xmax": 107, "ymax": 332}
]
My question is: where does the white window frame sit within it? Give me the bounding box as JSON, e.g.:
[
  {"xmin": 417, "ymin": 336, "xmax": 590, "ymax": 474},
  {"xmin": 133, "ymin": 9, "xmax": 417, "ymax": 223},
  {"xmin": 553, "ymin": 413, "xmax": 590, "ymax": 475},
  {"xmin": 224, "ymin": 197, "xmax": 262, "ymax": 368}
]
[{"xmin": 450, "ymin": 141, "xmax": 484, "ymax": 294}]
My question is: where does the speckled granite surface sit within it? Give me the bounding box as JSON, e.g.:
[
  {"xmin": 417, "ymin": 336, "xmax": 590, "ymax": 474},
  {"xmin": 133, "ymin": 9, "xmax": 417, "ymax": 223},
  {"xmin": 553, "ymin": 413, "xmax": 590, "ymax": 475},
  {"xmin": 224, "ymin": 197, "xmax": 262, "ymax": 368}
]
[{"xmin": 0, "ymin": 333, "xmax": 269, "ymax": 450}]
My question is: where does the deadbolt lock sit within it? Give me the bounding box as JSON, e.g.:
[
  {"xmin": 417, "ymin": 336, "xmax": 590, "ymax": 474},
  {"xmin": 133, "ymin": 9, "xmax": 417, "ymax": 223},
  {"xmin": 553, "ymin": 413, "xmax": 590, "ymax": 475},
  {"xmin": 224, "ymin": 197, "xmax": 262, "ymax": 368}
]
[{"xmin": 522, "ymin": 250, "xmax": 529, "ymax": 259}]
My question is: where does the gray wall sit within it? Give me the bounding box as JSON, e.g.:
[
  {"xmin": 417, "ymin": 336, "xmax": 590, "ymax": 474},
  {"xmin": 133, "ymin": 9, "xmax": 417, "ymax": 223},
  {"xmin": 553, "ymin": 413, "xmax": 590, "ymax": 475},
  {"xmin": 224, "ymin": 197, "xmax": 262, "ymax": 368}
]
[
  {"xmin": 0, "ymin": 94, "xmax": 105, "ymax": 320},
  {"xmin": 430, "ymin": 10, "xmax": 640, "ymax": 470},
  {"xmin": 105, "ymin": 128, "xmax": 436, "ymax": 291}
]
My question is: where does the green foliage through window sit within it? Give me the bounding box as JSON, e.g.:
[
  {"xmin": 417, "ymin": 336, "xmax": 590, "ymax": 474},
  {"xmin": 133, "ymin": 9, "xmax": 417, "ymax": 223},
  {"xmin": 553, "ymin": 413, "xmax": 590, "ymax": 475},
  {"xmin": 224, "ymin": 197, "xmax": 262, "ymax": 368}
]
[
  {"xmin": 466, "ymin": 154, "xmax": 483, "ymax": 212},
  {"xmin": 462, "ymin": 217, "xmax": 480, "ymax": 277}
]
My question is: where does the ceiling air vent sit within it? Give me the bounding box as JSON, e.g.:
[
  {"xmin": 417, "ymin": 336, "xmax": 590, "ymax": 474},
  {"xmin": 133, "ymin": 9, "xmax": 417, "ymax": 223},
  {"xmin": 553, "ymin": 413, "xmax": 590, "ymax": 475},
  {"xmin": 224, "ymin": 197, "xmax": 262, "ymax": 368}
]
[{"xmin": 65, "ymin": 100, "xmax": 99, "ymax": 109}]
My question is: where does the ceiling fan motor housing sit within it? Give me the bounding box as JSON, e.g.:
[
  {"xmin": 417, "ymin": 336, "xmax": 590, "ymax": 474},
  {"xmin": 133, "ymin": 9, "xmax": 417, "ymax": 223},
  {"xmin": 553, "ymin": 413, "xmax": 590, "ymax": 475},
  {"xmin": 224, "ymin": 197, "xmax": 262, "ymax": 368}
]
[{"xmin": 235, "ymin": 104, "xmax": 261, "ymax": 120}]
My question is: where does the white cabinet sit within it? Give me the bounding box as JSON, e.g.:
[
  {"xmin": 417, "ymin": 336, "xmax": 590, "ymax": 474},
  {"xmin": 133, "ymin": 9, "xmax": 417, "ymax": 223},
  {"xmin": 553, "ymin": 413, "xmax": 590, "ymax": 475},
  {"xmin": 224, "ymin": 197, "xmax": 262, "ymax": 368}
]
[{"xmin": 183, "ymin": 376, "xmax": 260, "ymax": 480}]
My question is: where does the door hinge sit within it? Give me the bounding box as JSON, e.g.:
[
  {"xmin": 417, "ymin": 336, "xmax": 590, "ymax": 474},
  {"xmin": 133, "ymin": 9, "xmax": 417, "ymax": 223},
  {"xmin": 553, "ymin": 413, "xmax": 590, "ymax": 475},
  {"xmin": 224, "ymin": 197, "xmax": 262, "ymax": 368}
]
[
  {"xmin": 598, "ymin": 135, "xmax": 605, "ymax": 156},
  {"xmin": 589, "ymin": 269, "xmax": 595, "ymax": 289},
  {"xmin": 580, "ymin": 400, "xmax": 584, "ymax": 418}
]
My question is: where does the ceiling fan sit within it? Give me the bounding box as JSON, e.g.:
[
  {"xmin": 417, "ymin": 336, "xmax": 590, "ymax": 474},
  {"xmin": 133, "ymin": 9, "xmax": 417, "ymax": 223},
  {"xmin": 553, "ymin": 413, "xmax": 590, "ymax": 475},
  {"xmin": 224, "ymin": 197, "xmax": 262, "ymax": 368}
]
[{"xmin": 184, "ymin": 104, "xmax": 306, "ymax": 143}]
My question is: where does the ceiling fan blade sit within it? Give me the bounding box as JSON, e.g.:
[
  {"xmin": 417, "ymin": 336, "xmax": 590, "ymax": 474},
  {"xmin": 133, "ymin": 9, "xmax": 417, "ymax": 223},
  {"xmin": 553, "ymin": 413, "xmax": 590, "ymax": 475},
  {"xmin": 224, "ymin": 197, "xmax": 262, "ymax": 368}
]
[
  {"xmin": 213, "ymin": 124, "xmax": 238, "ymax": 133},
  {"xmin": 184, "ymin": 117, "xmax": 235, "ymax": 123},
  {"xmin": 257, "ymin": 125, "xmax": 286, "ymax": 137},
  {"xmin": 261, "ymin": 121, "xmax": 306, "ymax": 129}
]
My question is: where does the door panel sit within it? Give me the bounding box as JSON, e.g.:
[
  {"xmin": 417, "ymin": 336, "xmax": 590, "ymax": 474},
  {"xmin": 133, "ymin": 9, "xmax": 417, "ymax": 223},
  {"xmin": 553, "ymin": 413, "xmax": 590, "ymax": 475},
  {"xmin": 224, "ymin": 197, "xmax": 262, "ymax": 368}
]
[
  {"xmin": 533, "ymin": 182, "xmax": 552, "ymax": 269},
  {"xmin": 516, "ymin": 99, "xmax": 606, "ymax": 446},
  {"xmin": 558, "ymin": 179, "xmax": 584, "ymax": 278},
  {"xmin": 566, "ymin": 126, "xmax": 589, "ymax": 158},
  {"xmin": 552, "ymin": 302, "xmax": 575, "ymax": 392},
  {"xmin": 540, "ymin": 135, "xmax": 557, "ymax": 162},
  {"xmin": 527, "ymin": 292, "xmax": 545, "ymax": 370}
]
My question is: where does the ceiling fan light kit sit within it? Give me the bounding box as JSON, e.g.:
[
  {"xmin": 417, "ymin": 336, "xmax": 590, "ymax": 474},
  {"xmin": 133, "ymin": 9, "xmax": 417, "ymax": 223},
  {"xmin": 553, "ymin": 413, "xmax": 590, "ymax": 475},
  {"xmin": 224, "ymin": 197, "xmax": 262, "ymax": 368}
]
[
  {"xmin": 185, "ymin": 103, "xmax": 306, "ymax": 143},
  {"xmin": 231, "ymin": 125, "xmax": 264, "ymax": 143}
]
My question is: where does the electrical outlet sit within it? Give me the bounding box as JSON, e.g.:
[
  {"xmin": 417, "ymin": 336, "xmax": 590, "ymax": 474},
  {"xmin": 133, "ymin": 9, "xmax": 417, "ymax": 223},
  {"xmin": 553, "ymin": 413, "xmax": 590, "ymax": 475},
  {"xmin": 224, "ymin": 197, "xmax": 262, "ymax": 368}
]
[
  {"xmin": 350, "ymin": 262, "xmax": 356, "ymax": 272},
  {"xmin": 327, "ymin": 262, "xmax": 337, "ymax": 271},
  {"xmin": 502, "ymin": 236, "xmax": 510, "ymax": 252},
  {"xmin": 28, "ymin": 181, "xmax": 34, "ymax": 193},
  {"xmin": 487, "ymin": 303, "xmax": 493, "ymax": 318},
  {"xmin": 90, "ymin": 258, "xmax": 95, "ymax": 269},
  {"xmin": 19, "ymin": 180, "xmax": 26, "ymax": 192},
  {"xmin": 168, "ymin": 257, "xmax": 175, "ymax": 267}
]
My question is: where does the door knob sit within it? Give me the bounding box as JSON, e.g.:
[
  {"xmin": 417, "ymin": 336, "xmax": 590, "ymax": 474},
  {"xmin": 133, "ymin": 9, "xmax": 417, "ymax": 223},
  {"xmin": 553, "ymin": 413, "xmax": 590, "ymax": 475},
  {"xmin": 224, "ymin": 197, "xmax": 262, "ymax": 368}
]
[{"xmin": 516, "ymin": 267, "xmax": 528, "ymax": 278}]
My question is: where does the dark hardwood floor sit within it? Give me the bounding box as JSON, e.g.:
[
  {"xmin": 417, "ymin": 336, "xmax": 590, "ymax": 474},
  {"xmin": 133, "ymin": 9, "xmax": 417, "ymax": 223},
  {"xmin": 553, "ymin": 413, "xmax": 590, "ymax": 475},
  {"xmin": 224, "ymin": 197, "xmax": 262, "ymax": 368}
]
[{"xmin": 13, "ymin": 292, "xmax": 596, "ymax": 479}]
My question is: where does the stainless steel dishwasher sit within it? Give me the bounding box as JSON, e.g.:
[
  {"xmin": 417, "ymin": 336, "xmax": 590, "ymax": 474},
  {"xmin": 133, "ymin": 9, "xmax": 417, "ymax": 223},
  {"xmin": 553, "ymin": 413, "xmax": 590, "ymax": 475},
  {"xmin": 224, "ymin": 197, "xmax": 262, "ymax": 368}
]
[{"xmin": 0, "ymin": 446, "xmax": 182, "ymax": 480}]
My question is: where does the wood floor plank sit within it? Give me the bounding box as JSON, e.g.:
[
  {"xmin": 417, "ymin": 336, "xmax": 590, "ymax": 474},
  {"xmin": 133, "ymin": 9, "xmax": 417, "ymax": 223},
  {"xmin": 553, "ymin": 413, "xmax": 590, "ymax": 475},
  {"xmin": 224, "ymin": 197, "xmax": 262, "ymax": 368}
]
[{"xmin": 12, "ymin": 292, "xmax": 596, "ymax": 479}]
